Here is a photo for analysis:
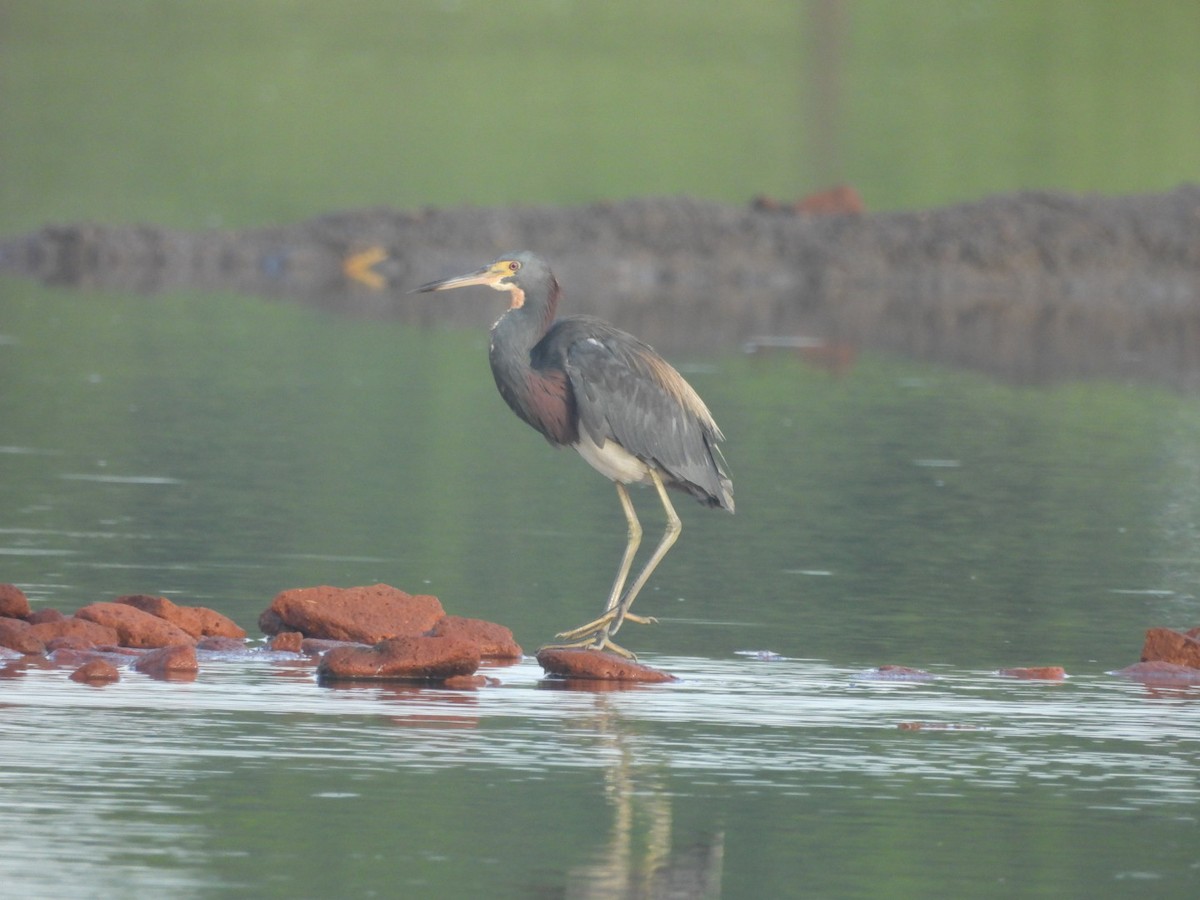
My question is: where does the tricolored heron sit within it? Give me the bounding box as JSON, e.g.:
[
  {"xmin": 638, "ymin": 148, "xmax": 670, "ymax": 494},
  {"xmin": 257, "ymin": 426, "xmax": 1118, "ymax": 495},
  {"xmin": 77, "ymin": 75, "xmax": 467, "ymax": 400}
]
[{"xmin": 415, "ymin": 252, "xmax": 733, "ymax": 657}]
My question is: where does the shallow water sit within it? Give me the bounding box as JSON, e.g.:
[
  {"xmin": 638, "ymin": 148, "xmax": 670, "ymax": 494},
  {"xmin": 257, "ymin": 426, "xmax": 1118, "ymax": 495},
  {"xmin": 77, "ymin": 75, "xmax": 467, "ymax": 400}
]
[
  {"xmin": 3, "ymin": 281, "xmax": 1200, "ymax": 897},
  {"xmin": 3, "ymin": 649, "xmax": 1199, "ymax": 898}
]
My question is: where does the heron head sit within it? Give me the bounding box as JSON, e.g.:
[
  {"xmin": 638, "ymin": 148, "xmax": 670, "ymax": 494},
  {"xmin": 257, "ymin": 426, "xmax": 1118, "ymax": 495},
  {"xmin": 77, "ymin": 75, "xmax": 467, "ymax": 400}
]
[{"xmin": 413, "ymin": 251, "xmax": 552, "ymax": 309}]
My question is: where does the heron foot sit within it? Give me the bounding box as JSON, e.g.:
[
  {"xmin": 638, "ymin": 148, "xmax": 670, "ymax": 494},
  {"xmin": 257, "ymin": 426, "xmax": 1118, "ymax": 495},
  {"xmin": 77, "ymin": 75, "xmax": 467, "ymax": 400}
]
[
  {"xmin": 555, "ymin": 611, "xmax": 657, "ymax": 642},
  {"xmin": 538, "ymin": 633, "xmax": 638, "ymax": 660}
]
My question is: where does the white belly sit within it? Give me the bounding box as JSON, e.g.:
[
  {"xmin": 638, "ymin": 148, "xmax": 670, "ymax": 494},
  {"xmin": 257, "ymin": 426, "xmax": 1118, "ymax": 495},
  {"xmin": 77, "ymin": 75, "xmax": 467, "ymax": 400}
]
[{"xmin": 573, "ymin": 433, "xmax": 652, "ymax": 485}]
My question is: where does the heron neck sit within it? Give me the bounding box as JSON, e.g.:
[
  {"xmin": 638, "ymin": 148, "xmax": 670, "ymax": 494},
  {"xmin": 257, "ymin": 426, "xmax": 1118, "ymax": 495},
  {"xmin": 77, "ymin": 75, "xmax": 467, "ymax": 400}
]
[{"xmin": 495, "ymin": 281, "xmax": 560, "ymax": 354}]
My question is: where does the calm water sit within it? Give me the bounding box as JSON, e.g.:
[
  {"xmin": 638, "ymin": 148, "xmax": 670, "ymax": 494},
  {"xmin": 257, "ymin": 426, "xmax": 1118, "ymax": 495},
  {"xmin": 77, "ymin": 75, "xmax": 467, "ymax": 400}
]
[
  {"xmin": 4, "ymin": 1, "xmax": 1200, "ymax": 897},
  {"xmin": 3, "ymin": 283, "xmax": 1200, "ymax": 898}
]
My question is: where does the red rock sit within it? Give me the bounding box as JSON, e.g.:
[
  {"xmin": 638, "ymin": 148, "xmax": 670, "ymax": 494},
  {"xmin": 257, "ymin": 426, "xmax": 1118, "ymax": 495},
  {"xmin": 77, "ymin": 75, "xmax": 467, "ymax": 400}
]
[
  {"xmin": 794, "ymin": 184, "xmax": 866, "ymax": 215},
  {"xmin": 27, "ymin": 608, "xmax": 66, "ymax": 625},
  {"xmin": 536, "ymin": 648, "xmax": 677, "ymax": 683},
  {"xmin": 75, "ymin": 602, "xmax": 195, "ymax": 648},
  {"xmin": 1140, "ymin": 627, "xmax": 1200, "ymax": 669},
  {"xmin": 317, "ymin": 635, "xmax": 480, "ymax": 681},
  {"xmin": 260, "ymin": 584, "xmax": 445, "ymax": 643},
  {"xmin": 70, "ymin": 659, "xmax": 121, "ymax": 684},
  {"xmin": 115, "ymin": 594, "xmax": 246, "ymax": 639},
  {"xmin": 1112, "ymin": 661, "xmax": 1200, "ymax": 683},
  {"xmin": 0, "ymin": 619, "xmax": 45, "ymax": 655},
  {"xmin": 0, "ymin": 583, "xmax": 32, "ymax": 619},
  {"xmin": 270, "ymin": 631, "xmax": 304, "ymax": 653},
  {"xmin": 29, "ymin": 617, "xmax": 121, "ymax": 647},
  {"xmin": 132, "ymin": 644, "xmax": 198, "ymax": 680},
  {"xmin": 998, "ymin": 666, "xmax": 1066, "ymax": 680},
  {"xmin": 427, "ymin": 616, "xmax": 523, "ymax": 659}
]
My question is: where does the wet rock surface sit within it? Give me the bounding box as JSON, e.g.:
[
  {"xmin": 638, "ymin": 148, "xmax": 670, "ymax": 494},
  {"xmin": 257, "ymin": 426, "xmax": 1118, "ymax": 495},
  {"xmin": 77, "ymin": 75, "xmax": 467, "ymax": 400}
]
[
  {"xmin": 70, "ymin": 658, "xmax": 121, "ymax": 684},
  {"xmin": 536, "ymin": 648, "xmax": 677, "ymax": 683},
  {"xmin": 133, "ymin": 644, "xmax": 199, "ymax": 680}
]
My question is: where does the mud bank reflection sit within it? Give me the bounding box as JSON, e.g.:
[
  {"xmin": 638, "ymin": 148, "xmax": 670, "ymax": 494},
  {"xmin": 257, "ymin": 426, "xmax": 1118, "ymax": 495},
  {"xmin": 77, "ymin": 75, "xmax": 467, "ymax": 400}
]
[{"xmin": 3, "ymin": 187, "xmax": 1200, "ymax": 387}]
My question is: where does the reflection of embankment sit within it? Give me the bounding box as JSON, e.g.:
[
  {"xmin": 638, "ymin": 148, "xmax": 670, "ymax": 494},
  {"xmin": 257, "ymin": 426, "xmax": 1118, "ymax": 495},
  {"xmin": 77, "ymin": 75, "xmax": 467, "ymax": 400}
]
[{"xmin": 3, "ymin": 186, "xmax": 1199, "ymax": 386}]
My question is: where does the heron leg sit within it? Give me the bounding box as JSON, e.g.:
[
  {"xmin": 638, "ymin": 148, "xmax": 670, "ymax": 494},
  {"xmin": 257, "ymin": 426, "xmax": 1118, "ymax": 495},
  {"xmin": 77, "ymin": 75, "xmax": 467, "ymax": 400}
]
[
  {"xmin": 554, "ymin": 482, "xmax": 657, "ymax": 642},
  {"xmin": 607, "ymin": 469, "xmax": 680, "ymax": 638}
]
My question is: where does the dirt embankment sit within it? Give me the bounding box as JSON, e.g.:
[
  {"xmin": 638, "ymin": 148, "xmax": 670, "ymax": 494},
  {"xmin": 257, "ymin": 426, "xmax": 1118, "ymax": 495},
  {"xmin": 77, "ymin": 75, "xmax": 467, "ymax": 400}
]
[{"xmin": 2, "ymin": 186, "xmax": 1199, "ymax": 385}]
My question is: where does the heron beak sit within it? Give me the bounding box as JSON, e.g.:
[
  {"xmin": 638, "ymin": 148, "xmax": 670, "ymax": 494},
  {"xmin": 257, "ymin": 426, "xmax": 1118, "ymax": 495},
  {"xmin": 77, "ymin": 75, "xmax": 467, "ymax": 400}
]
[{"xmin": 412, "ymin": 264, "xmax": 498, "ymax": 294}]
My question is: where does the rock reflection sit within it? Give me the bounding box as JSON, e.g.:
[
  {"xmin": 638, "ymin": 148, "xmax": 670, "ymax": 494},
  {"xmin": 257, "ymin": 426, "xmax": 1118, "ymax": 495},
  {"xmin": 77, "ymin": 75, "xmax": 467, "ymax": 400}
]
[{"xmin": 4, "ymin": 187, "xmax": 1200, "ymax": 387}]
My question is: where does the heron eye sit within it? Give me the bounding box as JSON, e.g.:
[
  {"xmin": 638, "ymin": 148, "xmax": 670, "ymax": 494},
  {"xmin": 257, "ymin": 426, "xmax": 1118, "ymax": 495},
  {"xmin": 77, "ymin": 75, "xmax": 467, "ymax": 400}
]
[{"xmin": 509, "ymin": 261, "xmax": 521, "ymax": 271}]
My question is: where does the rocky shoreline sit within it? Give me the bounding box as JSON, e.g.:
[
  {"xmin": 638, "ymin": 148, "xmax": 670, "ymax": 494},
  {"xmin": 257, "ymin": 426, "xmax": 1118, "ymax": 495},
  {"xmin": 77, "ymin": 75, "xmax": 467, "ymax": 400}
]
[{"xmin": 2, "ymin": 581, "xmax": 1197, "ymax": 688}]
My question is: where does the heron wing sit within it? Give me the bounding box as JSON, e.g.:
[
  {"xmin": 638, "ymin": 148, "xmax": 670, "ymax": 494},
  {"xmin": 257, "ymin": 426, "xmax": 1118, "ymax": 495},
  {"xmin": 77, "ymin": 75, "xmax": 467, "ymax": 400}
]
[{"xmin": 548, "ymin": 317, "xmax": 732, "ymax": 509}]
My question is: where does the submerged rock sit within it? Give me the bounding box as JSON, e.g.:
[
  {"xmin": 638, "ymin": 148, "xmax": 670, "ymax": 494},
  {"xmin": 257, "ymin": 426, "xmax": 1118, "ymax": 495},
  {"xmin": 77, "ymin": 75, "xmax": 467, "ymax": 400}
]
[
  {"xmin": 195, "ymin": 636, "xmax": 248, "ymax": 653},
  {"xmin": 70, "ymin": 658, "xmax": 121, "ymax": 684},
  {"xmin": 317, "ymin": 635, "xmax": 480, "ymax": 682},
  {"xmin": 854, "ymin": 665, "xmax": 936, "ymax": 682},
  {"xmin": 1112, "ymin": 661, "xmax": 1200, "ymax": 684},
  {"xmin": 260, "ymin": 584, "xmax": 445, "ymax": 643},
  {"xmin": 998, "ymin": 666, "xmax": 1067, "ymax": 680},
  {"xmin": 536, "ymin": 648, "xmax": 677, "ymax": 683},
  {"xmin": 1140, "ymin": 626, "xmax": 1200, "ymax": 669},
  {"xmin": 442, "ymin": 674, "xmax": 498, "ymax": 690},
  {"xmin": 132, "ymin": 644, "xmax": 199, "ymax": 680}
]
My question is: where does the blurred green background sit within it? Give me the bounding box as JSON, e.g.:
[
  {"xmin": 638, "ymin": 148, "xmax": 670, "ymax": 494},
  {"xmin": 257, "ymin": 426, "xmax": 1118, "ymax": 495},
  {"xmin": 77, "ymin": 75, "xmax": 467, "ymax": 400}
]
[
  {"xmin": 1, "ymin": 0, "xmax": 1197, "ymax": 233},
  {"xmin": 4, "ymin": 7, "xmax": 1200, "ymax": 897}
]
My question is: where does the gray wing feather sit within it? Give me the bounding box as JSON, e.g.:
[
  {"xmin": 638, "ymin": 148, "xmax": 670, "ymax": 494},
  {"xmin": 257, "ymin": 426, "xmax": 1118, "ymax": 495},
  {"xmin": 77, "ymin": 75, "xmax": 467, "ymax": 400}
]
[{"xmin": 562, "ymin": 329, "xmax": 732, "ymax": 509}]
